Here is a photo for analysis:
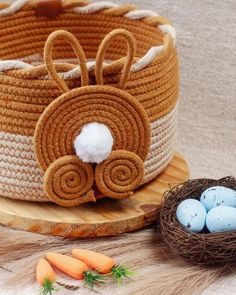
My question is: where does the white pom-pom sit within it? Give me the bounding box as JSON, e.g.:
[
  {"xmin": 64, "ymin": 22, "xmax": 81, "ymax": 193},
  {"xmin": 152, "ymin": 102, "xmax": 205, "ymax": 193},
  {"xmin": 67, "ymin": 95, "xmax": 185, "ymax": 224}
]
[{"xmin": 74, "ymin": 122, "xmax": 113, "ymax": 164}]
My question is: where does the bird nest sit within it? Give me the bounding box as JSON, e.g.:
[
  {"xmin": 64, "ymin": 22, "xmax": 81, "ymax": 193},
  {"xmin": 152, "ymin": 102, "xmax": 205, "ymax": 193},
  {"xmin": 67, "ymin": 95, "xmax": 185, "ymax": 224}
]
[{"xmin": 159, "ymin": 176, "xmax": 236, "ymax": 264}]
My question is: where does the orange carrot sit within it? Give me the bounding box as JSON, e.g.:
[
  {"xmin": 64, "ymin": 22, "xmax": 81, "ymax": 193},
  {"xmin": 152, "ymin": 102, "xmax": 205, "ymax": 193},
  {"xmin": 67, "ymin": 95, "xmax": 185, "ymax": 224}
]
[
  {"xmin": 72, "ymin": 249, "xmax": 115, "ymax": 274},
  {"xmin": 72, "ymin": 249, "xmax": 135, "ymax": 284},
  {"xmin": 46, "ymin": 252, "xmax": 105, "ymax": 289},
  {"xmin": 36, "ymin": 258, "xmax": 56, "ymax": 285},
  {"xmin": 46, "ymin": 253, "xmax": 88, "ymax": 280},
  {"xmin": 36, "ymin": 258, "xmax": 58, "ymax": 295}
]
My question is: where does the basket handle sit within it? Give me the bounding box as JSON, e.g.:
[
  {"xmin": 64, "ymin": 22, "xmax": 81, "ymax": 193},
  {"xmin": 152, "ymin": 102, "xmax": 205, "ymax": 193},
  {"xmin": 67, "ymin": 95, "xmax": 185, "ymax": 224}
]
[
  {"xmin": 95, "ymin": 29, "xmax": 136, "ymax": 90},
  {"xmin": 44, "ymin": 30, "xmax": 89, "ymax": 93}
]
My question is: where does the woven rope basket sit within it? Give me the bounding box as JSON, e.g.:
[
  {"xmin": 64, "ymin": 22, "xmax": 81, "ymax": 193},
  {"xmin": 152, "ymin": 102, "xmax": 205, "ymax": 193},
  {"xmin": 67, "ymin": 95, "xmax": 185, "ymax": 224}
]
[
  {"xmin": 0, "ymin": 0, "xmax": 179, "ymax": 206},
  {"xmin": 159, "ymin": 177, "xmax": 236, "ymax": 264}
]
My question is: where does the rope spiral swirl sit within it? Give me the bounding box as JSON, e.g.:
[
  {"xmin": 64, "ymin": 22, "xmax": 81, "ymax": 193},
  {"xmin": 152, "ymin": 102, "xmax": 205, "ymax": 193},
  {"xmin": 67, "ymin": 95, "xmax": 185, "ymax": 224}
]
[
  {"xmin": 95, "ymin": 150, "xmax": 144, "ymax": 199},
  {"xmin": 34, "ymin": 85, "xmax": 151, "ymax": 171},
  {"xmin": 44, "ymin": 155, "xmax": 95, "ymax": 206}
]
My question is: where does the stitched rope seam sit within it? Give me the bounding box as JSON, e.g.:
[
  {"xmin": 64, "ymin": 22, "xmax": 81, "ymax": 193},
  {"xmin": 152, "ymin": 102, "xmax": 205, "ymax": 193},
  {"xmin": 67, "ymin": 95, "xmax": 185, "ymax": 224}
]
[{"xmin": 0, "ymin": 0, "xmax": 176, "ymax": 74}]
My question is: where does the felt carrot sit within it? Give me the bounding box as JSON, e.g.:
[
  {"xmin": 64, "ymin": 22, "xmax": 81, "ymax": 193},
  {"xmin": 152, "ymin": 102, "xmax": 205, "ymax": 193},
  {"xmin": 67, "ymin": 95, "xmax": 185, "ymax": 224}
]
[
  {"xmin": 46, "ymin": 253, "xmax": 105, "ymax": 289},
  {"xmin": 72, "ymin": 249, "xmax": 135, "ymax": 284},
  {"xmin": 36, "ymin": 258, "xmax": 58, "ymax": 295}
]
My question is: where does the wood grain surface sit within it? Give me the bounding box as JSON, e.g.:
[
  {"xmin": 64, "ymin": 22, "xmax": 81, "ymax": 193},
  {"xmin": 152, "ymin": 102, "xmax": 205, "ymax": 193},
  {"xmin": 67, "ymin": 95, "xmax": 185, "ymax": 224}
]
[{"xmin": 0, "ymin": 152, "xmax": 189, "ymax": 237}]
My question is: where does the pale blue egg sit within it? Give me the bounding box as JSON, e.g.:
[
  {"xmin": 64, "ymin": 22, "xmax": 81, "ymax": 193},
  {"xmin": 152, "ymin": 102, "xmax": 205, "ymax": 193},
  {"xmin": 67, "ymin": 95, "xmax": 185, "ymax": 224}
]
[
  {"xmin": 206, "ymin": 206, "xmax": 236, "ymax": 233},
  {"xmin": 176, "ymin": 199, "xmax": 207, "ymax": 233},
  {"xmin": 200, "ymin": 186, "xmax": 236, "ymax": 212}
]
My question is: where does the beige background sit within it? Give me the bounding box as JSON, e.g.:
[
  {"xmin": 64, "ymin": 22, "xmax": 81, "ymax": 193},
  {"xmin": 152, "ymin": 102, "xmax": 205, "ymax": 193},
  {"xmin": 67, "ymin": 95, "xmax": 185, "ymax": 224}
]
[{"xmin": 1, "ymin": 0, "xmax": 236, "ymax": 294}]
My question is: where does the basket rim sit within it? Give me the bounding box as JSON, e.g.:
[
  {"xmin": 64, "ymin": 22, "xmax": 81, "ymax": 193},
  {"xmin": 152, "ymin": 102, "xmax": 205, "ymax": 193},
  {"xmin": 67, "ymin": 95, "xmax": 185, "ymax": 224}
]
[{"xmin": 0, "ymin": 0, "xmax": 176, "ymax": 78}]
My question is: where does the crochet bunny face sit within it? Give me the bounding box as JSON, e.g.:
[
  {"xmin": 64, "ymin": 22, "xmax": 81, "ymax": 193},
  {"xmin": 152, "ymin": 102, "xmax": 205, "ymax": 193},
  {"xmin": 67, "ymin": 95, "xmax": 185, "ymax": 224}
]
[{"xmin": 34, "ymin": 29, "xmax": 151, "ymax": 206}]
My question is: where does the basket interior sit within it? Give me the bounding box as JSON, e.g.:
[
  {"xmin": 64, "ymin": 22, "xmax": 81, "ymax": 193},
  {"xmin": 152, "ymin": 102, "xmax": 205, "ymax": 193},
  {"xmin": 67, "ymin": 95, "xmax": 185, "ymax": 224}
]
[{"xmin": 0, "ymin": 11, "xmax": 163, "ymax": 64}]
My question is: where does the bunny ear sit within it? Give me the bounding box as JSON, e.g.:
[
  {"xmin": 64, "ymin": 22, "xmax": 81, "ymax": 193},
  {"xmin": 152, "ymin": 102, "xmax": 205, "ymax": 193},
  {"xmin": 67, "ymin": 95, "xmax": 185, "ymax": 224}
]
[
  {"xmin": 44, "ymin": 30, "xmax": 89, "ymax": 93},
  {"xmin": 95, "ymin": 28, "xmax": 136, "ymax": 90}
]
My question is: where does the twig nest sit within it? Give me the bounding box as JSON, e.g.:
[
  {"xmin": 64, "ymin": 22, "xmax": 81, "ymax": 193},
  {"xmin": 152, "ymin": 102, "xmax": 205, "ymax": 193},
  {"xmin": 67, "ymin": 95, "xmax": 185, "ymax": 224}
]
[
  {"xmin": 74, "ymin": 123, "xmax": 114, "ymax": 164},
  {"xmin": 159, "ymin": 176, "xmax": 236, "ymax": 264}
]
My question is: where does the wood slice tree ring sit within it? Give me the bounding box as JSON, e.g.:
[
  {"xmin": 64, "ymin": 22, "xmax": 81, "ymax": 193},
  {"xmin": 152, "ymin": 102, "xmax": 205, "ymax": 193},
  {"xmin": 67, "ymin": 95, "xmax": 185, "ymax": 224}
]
[{"xmin": 0, "ymin": 153, "xmax": 189, "ymax": 238}]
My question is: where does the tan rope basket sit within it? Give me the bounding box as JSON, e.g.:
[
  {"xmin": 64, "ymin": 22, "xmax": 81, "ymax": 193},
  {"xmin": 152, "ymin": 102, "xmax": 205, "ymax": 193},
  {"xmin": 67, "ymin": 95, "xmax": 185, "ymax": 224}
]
[
  {"xmin": 159, "ymin": 177, "xmax": 236, "ymax": 264},
  {"xmin": 0, "ymin": 0, "xmax": 179, "ymax": 206}
]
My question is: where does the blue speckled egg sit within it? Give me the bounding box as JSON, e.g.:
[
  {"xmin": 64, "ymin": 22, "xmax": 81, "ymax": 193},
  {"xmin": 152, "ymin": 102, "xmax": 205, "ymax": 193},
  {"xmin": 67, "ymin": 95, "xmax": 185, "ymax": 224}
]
[
  {"xmin": 206, "ymin": 206, "xmax": 236, "ymax": 233},
  {"xmin": 176, "ymin": 199, "xmax": 207, "ymax": 233},
  {"xmin": 200, "ymin": 186, "xmax": 236, "ymax": 212}
]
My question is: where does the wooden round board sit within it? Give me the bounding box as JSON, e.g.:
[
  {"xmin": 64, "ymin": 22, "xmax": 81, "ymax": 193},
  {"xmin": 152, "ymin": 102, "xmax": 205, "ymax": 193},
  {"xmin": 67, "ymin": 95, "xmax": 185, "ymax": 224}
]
[{"xmin": 0, "ymin": 152, "xmax": 189, "ymax": 238}]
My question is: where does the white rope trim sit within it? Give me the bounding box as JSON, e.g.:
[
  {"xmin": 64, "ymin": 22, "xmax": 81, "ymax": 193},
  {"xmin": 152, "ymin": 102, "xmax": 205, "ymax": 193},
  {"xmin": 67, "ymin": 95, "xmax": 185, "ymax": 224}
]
[
  {"xmin": 62, "ymin": 45, "xmax": 165, "ymax": 78},
  {"xmin": 71, "ymin": 1, "xmax": 119, "ymax": 13},
  {"xmin": 131, "ymin": 46, "xmax": 164, "ymax": 72},
  {"xmin": 74, "ymin": 3, "xmax": 176, "ymax": 42},
  {"xmin": 0, "ymin": 0, "xmax": 176, "ymax": 74},
  {"xmin": 159, "ymin": 24, "xmax": 176, "ymax": 43},
  {"xmin": 0, "ymin": 46, "xmax": 164, "ymax": 77},
  {"xmin": 0, "ymin": 60, "xmax": 33, "ymax": 72},
  {"xmin": 125, "ymin": 9, "xmax": 159, "ymax": 19},
  {"xmin": 61, "ymin": 60, "xmax": 100, "ymax": 79},
  {"xmin": 0, "ymin": 0, "xmax": 28, "ymax": 17}
]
